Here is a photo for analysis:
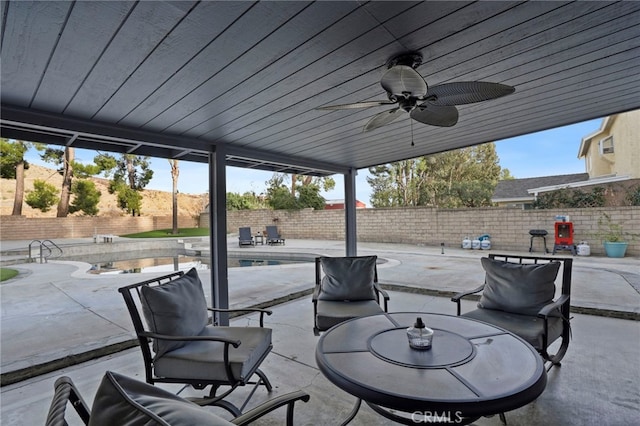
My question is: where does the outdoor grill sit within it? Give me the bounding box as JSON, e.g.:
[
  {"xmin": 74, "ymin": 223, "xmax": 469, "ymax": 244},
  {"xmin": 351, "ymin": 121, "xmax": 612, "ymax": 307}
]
[
  {"xmin": 528, "ymin": 229, "xmax": 549, "ymax": 253},
  {"xmin": 553, "ymin": 221, "xmax": 576, "ymax": 255}
]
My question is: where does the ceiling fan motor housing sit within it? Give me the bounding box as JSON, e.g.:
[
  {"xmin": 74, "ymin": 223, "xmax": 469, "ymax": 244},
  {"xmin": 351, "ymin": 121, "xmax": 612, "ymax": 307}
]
[{"xmin": 387, "ymin": 52, "xmax": 423, "ymax": 69}]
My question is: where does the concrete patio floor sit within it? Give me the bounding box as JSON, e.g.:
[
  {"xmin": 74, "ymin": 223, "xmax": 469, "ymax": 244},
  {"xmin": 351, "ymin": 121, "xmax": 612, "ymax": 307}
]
[{"xmin": 1, "ymin": 238, "xmax": 639, "ymax": 424}]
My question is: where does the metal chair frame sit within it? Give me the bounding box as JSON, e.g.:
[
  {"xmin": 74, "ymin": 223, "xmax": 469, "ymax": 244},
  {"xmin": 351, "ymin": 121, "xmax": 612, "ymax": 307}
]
[
  {"xmin": 452, "ymin": 253, "xmax": 572, "ymax": 369},
  {"xmin": 45, "ymin": 374, "xmax": 309, "ymax": 426},
  {"xmin": 312, "ymin": 256, "xmax": 390, "ymax": 336},
  {"xmin": 118, "ymin": 271, "xmax": 274, "ymax": 416}
]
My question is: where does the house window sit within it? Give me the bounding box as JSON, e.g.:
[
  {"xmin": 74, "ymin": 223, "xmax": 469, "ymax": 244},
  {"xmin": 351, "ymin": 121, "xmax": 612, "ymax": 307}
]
[{"xmin": 599, "ymin": 136, "xmax": 614, "ymax": 154}]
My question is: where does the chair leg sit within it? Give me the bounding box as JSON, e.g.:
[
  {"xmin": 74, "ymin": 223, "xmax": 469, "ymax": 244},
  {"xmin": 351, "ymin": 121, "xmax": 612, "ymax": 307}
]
[
  {"xmin": 189, "ymin": 387, "xmax": 242, "ymax": 417},
  {"xmin": 256, "ymin": 368, "xmax": 273, "ymax": 392},
  {"xmin": 238, "ymin": 369, "xmax": 274, "ymax": 412}
]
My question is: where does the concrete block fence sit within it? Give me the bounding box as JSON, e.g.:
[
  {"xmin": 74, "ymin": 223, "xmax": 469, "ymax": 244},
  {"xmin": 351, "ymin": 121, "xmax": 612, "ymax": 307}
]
[
  {"xmin": 0, "ymin": 216, "xmax": 198, "ymax": 242},
  {"xmin": 1, "ymin": 207, "xmax": 637, "ymax": 256},
  {"xmin": 217, "ymin": 206, "xmax": 639, "ymax": 256}
]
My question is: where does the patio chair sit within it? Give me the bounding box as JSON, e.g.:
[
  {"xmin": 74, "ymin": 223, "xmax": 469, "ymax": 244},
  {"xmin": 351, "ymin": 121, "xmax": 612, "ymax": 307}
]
[
  {"xmin": 265, "ymin": 225, "xmax": 285, "ymax": 245},
  {"xmin": 312, "ymin": 255, "xmax": 390, "ymax": 336},
  {"xmin": 45, "ymin": 371, "xmax": 310, "ymax": 426},
  {"xmin": 238, "ymin": 227, "xmax": 255, "ymax": 247},
  {"xmin": 118, "ymin": 268, "xmax": 274, "ymax": 416},
  {"xmin": 451, "ymin": 253, "xmax": 572, "ymax": 369}
]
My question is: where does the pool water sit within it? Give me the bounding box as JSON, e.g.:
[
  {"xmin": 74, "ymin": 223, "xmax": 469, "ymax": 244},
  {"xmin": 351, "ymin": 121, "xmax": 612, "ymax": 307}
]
[{"xmin": 87, "ymin": 255, "xmax": 311, "ymax": 274}]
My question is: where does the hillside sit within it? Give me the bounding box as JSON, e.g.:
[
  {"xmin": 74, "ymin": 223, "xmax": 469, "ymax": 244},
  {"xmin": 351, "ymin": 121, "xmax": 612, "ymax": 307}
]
[{"xmin": 1, "ymin": 164, "xmax": 207, "ymax": 218}]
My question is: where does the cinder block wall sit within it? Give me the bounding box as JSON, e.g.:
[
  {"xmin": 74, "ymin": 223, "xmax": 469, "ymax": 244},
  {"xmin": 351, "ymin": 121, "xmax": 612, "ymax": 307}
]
[
  {"xmin": 2, "ymin": 207, "xmax": 637, "ymax": 256},
  {"xmin": 214, "ymin": 206, "xmax": 640, "ymax": 256},
  {"xmin": 0, "ymin": 216, "xmax": 198, "ymax": 241}
]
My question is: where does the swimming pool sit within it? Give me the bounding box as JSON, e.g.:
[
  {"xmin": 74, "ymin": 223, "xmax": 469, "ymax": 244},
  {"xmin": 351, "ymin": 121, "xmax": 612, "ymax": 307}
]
[{"xmin": 64, "ymin": 250, "xmax": 314, "ymax": 274}]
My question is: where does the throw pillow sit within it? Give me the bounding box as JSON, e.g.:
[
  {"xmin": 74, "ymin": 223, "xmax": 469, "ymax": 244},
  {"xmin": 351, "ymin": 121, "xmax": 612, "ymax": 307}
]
[
  {"xmin": 318, "ymin": 256, "xmax": 377, "ymax": 301},
  {"xmin": 478, "ymin": 257, "xmax": 560, "ymax": 316},
  {"xmin": 88, "ymin": 371, "xmax": 232, "ymax": 426},
  {"xmin": 140, "ymin": 268, "xmax": 208, "ymax": 357}
]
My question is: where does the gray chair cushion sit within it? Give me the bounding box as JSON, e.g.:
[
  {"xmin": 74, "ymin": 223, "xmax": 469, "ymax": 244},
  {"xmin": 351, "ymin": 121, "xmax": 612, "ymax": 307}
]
[
  {"xmin": 154, "ymin": 326, "xmax": 272, "ymax": 382},
  {"xmin": 315, "ymin": 300, "xmax": 384, "ymax": 331},
  {"xmin": 318, "ymin": 256, "xmax": 377, "ymax": 301},
  {"xmin": 462, "ymin": 308, "xmax": 564, "ymax": 350},
  {"xmin": 88, "ymin": 371, "xmax": 233, "ymax": 426},
  {"xmin": 478, "ymin": 257, "xmax": 560, "ymax": 316},
  {"xmin": 140, "ymin": 268, "xmax": 208, "ymax": 358}
]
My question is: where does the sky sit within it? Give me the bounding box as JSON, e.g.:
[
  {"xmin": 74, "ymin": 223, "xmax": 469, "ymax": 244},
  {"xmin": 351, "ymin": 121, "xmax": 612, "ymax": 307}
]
[{"xmin": 22, "ymin": 118, "xmax": 604, "ymax": 207}]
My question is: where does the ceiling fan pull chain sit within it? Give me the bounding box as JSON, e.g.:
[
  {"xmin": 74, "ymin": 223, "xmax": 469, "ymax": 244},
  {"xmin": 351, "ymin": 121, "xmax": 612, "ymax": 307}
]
[{"xmin": 410, "ymin": 115, "xmax": 415, "ymax": 147}]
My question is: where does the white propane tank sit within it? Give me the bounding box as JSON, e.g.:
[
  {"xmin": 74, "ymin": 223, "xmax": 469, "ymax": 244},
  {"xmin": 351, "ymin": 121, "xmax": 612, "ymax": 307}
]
[
  {"xmin": 577, "ymin": 241, "xmax": 591, "ymax": 256},
  {"xmin": 471, "ymin": 239, "xmax": 481, "ymax": 250},
  {"xmin": 481, "ymin": 239, "xmax": 491, "ymax": 250},
  {"xmin": 462, "ymin": 236, "xmax": 472, "ymax": 249}
]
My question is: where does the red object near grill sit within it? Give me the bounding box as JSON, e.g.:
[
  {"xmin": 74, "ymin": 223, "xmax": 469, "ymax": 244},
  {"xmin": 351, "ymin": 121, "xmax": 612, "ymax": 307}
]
[{"xmin": 554, "ymin": 222, "xmax": 574, "ymax": 246}]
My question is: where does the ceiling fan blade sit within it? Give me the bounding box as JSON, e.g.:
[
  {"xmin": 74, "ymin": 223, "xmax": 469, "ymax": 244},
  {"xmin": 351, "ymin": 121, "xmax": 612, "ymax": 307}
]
[
  {"xmin": 427, "ymin": 82, "xmax": 515, "ymax": 105},
  {"xmin": 363, "ymin": 108, "xmax": 405, "ymax": 132},
  {"xmin": 381, "ymin": 65, "xmax": 428, "ymax": 97},
  {"xmin": 411, "ymin": 103, "xmax": 459, "ymax": 127},
  {"xmin": 316, "ymin": 100, "xmax": 396, "ymax": 110}
]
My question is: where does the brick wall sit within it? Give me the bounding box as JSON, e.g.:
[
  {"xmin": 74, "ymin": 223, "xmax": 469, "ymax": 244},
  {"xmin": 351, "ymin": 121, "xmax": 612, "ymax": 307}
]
[
  {"xmin": 209, "ymin": 206, "xmax": 640, "ymax": 256},
  {"xmin": 0, "ymin": 216, "xmax": 198, "ymax": 241}
]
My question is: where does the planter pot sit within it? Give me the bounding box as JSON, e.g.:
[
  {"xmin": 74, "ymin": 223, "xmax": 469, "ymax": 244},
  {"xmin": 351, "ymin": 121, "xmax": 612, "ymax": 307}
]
[{"xmin": 603, "ymin": 241, "xmax": 628, "ymax": 258}]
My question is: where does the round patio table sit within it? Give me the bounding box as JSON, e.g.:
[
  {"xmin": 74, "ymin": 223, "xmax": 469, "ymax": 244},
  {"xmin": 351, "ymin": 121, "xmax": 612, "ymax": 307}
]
[{"xmin": 316, "ymin": 312, "xmax": 546, "ymax": 425}]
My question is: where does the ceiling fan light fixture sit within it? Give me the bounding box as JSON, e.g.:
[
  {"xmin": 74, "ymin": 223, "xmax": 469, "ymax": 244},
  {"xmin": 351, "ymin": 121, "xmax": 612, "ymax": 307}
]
[{"xmin": 317, "ymin": 51, "xmax": 515, "ymax": 131}]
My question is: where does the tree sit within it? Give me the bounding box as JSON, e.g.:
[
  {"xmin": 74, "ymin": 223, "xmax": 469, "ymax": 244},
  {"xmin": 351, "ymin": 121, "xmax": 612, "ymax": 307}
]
[
  {"xmin": 25, "ymin": 179, "xmax": 59, "ymax": 212},
  {"xmin": 69, "ymin": 180, "xmax": 101, "ymax": 216},
  {"xmin": 290, "ymin": 173, "xmax": 335, "ymax": 196},
  {"xmin": 500, "ymin": 168, "xmax": 515, "ymax": 180},
  {"xmin": 367, "ymin": 143, "xmax": 503, "ymax": 208},
  {"xmin": 40, "ymin": 146, "xmax": 74, "ymax": 217},
  {"xmin": 40, "ymin": 146, "xmax": 104, "ymax": 217},
  {"xmin": 297, "ymin": 184, "xmax": 326, "ymax": 210},
  {"xmin": 227, "ymin": 192, "xmax": 266, "ymax": 210},
  {"xmin": 0, "ymin": 138, "xmax": 44, "ymax": 215},
  {"xmin": 115, "ymin": 184, "xmax": 143, "ymax": 216},
  {"xmin": 265, "ymin": 173, "xmax": 333, "ymax": 210},
  {"xmin": 169, "ymin": 159, "xmax": 179, "ymax": 234},
  {"xmin": 100, "ymin": 154, "xmax": 153, "ymax": 216}
]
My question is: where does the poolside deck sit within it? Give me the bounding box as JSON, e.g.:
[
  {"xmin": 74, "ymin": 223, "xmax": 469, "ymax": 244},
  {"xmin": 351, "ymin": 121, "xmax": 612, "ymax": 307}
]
[{"xmin": 1, "ymin": 238, "xmax": 639, "ymax": 424}]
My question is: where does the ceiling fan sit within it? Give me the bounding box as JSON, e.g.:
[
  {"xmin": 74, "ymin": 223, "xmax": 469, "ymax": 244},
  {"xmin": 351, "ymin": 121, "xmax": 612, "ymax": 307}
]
[{"xmin": 317, "ymin": 52, "xmax": 515, "ymax": 132}]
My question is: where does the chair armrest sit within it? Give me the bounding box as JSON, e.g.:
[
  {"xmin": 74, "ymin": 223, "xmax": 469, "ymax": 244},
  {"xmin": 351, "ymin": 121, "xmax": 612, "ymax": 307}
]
[
  {"xmin": 46, "ymin": 376, "xmax": 92, "ymax": 426},
  {"xmin": 231, "ymin": 390, "xmax": 310, "ymax": 426},
  {"xmin": 312, "ymin": 285, "xmax": 321, "ymax": 302},
  {"xmin": 451, "ymin": 284, "xmax": 485, "ymax": 316},
  {"xmin": 538, "ymin": 294, "xmax": 570, "ymax": 318},
  {"xmin": 139, "ymin": 331, "xmax": 241, "ymax": 348},
  {"xmin": 207, "ymin": 307, "xmax": 273, "ymax": 327},
  {"xmin": 374, "ymin": 282, "xmax": 390, "ymax": 311}
]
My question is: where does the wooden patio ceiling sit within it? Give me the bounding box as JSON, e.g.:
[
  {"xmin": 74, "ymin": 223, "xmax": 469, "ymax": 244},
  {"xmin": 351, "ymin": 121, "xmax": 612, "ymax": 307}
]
[{"xmin": 2, "ymin": 1, "xmax": 639, "ymax": 176}]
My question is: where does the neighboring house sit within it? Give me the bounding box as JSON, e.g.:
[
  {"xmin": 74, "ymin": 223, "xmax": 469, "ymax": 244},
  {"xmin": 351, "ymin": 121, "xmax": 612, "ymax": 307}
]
[
  {"xmin": 578, "ymin": 109, "xmax": 639, "ymax": 180},
  {"xmin": 492, "ymin": 173, "xmax": 589, "ymax": 209},
  {"xmin": 324, "ymin": 199, "xmax": 366, "ymax": 210},
  {"xmin": 492, "ymin": 109, "xmax": 639, "ymax": 209}
]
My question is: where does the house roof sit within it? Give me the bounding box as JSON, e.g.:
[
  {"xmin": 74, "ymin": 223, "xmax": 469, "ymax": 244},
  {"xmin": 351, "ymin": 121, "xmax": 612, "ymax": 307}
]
[
  {"xmin": 2, "ymin": 1, "xmax": 639, "ymax": 175},
  {"xmin": 493, "ymin": 173, "xmax": 589, "ymax": 201}
]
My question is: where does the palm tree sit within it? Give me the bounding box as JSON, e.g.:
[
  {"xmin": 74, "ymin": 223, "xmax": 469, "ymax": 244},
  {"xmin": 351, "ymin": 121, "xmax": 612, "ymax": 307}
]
[{"xmin": 169, "ymin": 159, "xmax": 179, "ymax": 234}]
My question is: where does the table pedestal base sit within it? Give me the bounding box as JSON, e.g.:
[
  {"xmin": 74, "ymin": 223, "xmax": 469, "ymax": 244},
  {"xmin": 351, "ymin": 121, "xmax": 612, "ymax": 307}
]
[{"xmin": 340, "ymin": 398, "xmax": 362, "ymax": 426}]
